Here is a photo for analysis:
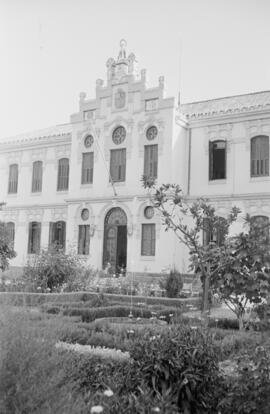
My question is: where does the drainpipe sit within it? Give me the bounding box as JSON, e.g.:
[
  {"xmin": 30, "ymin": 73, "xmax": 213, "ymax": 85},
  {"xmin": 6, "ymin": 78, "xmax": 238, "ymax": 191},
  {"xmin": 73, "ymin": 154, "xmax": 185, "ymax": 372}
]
[{"xmin": 187, "ymin": 127, "xmax": 192, "ymax": 196}]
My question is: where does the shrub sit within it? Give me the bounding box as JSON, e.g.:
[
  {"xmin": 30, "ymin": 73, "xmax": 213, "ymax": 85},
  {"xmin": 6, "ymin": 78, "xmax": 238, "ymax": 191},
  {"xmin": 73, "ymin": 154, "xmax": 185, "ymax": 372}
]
[
  {"xmin": 159, "ymin": 269, "xmax": 183, "ymax": 298},
  {"xmin": 219, "ymin": 346, "xmax": 270, "ymax": 413},
  {"xmin": 21, "ymin": 246, "xmax": 84, "ymax": 293}
]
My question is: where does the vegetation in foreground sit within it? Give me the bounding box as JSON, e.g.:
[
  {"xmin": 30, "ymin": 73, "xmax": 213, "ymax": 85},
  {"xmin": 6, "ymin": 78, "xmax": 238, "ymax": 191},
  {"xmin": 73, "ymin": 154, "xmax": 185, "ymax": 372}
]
[{"xmin": 1, "ymin": 296, "xmax": 270, "ymax": 414}]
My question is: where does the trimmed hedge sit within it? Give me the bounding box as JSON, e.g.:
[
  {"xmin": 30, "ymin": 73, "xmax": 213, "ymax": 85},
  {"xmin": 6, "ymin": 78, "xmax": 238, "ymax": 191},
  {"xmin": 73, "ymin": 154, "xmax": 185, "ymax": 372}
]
[
  {"xmin": 62, "ymin": 305, "xmax": 179, "ymax": 323},
  {"xmin": 0, "ymin": 291, "xmax": 200, "ymax": 309}
]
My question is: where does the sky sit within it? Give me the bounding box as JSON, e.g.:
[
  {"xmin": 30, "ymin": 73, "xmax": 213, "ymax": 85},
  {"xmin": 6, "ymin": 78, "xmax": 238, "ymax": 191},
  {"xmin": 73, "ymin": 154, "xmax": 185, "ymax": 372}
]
[{"xmin": 0, "ymin": 0, "xmax": 270, "ymax": 139}]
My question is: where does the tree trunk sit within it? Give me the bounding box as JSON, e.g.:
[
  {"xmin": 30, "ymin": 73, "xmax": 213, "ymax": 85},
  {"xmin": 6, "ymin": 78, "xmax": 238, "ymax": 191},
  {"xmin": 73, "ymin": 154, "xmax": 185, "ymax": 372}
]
[{"xmin": 238, "ymin": 313, "xmax": 244, "ymax": 330}]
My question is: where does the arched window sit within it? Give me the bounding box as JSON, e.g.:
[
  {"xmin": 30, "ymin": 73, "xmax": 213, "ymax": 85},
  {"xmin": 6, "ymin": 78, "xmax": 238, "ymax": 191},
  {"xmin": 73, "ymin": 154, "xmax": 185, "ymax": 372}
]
[
  {"xmin": 203, "ymin": 217, "xmax": 227, "ymax": 246},
  {"xmin": 49, "ymin": 221, "xmax": 66, "ymax": 251},
  {"xmin": 251, "ymin": 136, "xmax": 269, "ymax": 177},
  {"xmin": 57, "ymin": 158, "xmax": 69, "ymax": 191},
  {"xmin": 250, "ymin": 215, "xmax": 269, "ymax": 243},
  {"xmin": 6, "ymin": 222, "xmax": 15, "ymax": 245},
  {"xmin": 28, "ymin": 222, "xmax": 41, "ymax": 254},
  {"xmin": 8, "ymin": 164, "xmax": 18, "ymax": 194},
  {"xmin": 32, "ymin": 161, "xmax": 43, "ymax": 192},
  {"xmin": 209, "ymin": 140, "xmax": 226, "ymax": 180}
]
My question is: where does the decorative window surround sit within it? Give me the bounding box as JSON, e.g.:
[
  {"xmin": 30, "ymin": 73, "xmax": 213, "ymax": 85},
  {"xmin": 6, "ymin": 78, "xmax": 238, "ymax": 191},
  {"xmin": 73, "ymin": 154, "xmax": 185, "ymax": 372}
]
[
  {"xmin": 204, "ymin": 123, "xmax": 233, "ymax": 154},
  {"xmin": 137, "ymin": 117, "xmax": 164, "ymax": 157},
  {"xmin": 73, "ymin": 203, "xmax": 95, "ymax": 243},
  {"xmin": 77, "ymin": 123, "xmax": 100, "ymax": 163},
  {"xmin": 103, "ymin": 117, "xmax": 134, "ymax": 160},
  {"xmin": 244, "ymin": 119, "xmax": 270, "ymax": 150},
  {"xmin": 50, "ymin": 207, "xmax": 68, "ymax": 222},
  {"xmin": 96, "ymin": 201, "xmax": 133, "ymax": 239},
  {"xmin": 135, "ymin": 201, "xmax": 161, "ymax": 240}
]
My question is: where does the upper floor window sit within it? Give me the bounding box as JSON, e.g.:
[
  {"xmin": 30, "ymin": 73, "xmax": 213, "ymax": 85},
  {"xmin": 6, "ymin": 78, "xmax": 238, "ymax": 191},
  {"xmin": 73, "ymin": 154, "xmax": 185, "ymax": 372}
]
[
  {"xmin": 251, "ymin": 136, "xmax": 269, "ymax": 177},
  {"xmin": 28, "ymin": 222, "xmax": 41, "ymax": 254},
  {"xmin": 81, "ymin": 153, "xmax": 94, "ymax": 184},
  {"xmin": 144, "ymin": 145, "xmax": 158, "ymax": 179},
  {"xmin": 145, "ymin": 98, "xmax": 158, "ymax": 112},
  {"xmin": 57, "ymin": 158, "xmax": 69, "ymax": 191},
  {"xmin": 203, "ymin": 217, "xmax": 227, "ymax": 246},
  {"xmin": 250, "ymin": 215, "xmax": 269, "ymax": 243},
  {"xmin": 78, "ymin": 225, "xmax": 90, "ymax": 255},
  {"xmin": 6, "ymin": 222, "xmax": 15, "ymax": 246},
  {"xmin": 110, "ymin": 149, "xmax": 126, "ymax": 182},
  {"xmin": 141, "ymin": 223, "xmax": 156, "ymax": 256},
  {"xmin": 8, "ymin": 164, "xmax": 18, "ymax": 194},
  {"xmin": 49, "ymin": 221, "xmax": 66, "ymax": 251},
  {"xmin": 83, "ymin": 110, "xmax": 96, "ymax": 121},
  {"xmin": 209, "ymin": 140, "xmax": 226, "ymax": 180},
  {"xmin": 32, "ymin": 161, "xmax": 43, "ymax": 193}
]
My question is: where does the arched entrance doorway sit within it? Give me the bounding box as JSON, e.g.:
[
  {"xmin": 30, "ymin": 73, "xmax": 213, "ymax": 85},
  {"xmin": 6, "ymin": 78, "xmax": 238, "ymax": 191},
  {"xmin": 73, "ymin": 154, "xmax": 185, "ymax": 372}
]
[{"xmin": 103, "ymin": 207, "xmax": 127, "ymax": 273}]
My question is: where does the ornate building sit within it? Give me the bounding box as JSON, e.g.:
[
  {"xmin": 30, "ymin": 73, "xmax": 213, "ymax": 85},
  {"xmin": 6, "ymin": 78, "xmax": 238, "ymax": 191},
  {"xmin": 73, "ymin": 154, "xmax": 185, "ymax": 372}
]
[{"xmin": 0, "ymin": 41, "xmax": 270, "ymax": 275}]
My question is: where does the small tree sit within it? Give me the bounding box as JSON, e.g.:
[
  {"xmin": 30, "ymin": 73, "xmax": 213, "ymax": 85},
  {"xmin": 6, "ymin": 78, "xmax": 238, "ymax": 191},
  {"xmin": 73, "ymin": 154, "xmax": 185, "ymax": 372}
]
[
  {"xmin": 209, "ymin": 217, "xmax": 270, "ymax": 330},
  {"xmin": 22, "ymin": 245, "xmax": 83, "ymax": 292},
  {"xmin": 142, "ymin": 178, "xmax": 270, "ymax": 329},
  {"xmin": 0, "ymin": 221, "xmax": 16, "ymax": 272},
  {"xmin": 142, "ymin": 179, "xmax": 239, "ymax": 314}
]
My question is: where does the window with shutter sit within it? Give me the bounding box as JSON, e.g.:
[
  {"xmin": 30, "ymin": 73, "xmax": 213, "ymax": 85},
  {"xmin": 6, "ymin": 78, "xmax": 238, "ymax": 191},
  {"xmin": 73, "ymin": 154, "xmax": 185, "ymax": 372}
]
[
  {"xmin": 8, "ymin": 164, "xmax": 18, "ymax": 194},
  {"xmin": 251, "ymin": 136, "xmax": 269, "ymax": 177},
  {"xmin": 81, "ymin": 153, "xmax": 94, "ymax": 184},
  {"xmin": 57, "ymin": 158, "xmax": 69, "ymax": 191},
  {"xmin": 32, "ymin": 161, "xmax": 43, "ymax": 192},
  {"xmin": 144, "ymin": 145, "xmax": 158, "ymax": 179},
  {"xmin": 49, "ymin": 221, "xmax": 66, "ymax": 251},
  {"xmin": 6, "ymin": 222, "xmax": 15, "ymax": 246},
  {"xmin": 141, "ymin": 223, "xmax": 156, "ymax": 256},
  {"xmin": 203, "ymin": 217, "xmax": 227, "ymax": 246},
  {"xmin": 209, "ymin": 141, "xmax": 226, "ymax": 180},
  {"xmin": 78, "ymin": 225, "xmax": 90, "ymax": 255},
  {"xmin": 110, "ymin": 149, "xmax": 126, "ymax": 182},
  {"xmin": 28, "ymin": 222, "xmax": 41, "ymax": 254}
]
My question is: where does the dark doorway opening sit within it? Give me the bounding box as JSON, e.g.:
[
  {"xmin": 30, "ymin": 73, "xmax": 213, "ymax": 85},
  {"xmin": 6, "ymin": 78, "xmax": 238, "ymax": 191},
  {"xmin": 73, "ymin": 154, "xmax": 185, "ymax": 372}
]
[{"xmin": 103, "ymin": 208, "xmax": 127, "ymax": 275}]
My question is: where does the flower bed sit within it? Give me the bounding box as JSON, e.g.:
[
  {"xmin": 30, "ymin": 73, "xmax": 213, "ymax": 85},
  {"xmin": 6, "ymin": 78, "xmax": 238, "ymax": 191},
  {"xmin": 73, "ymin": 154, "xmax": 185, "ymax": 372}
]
[{"xmin": 56, "ymin": 341, "xmax": 130, "ymax": 361}]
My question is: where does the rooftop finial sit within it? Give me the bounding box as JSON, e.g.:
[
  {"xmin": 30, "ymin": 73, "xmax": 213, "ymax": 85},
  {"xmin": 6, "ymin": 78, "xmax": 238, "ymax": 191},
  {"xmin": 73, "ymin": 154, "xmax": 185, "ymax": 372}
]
[{"xmin": 118, "ymin": 39, "xmax": 127, "ymax": 60}]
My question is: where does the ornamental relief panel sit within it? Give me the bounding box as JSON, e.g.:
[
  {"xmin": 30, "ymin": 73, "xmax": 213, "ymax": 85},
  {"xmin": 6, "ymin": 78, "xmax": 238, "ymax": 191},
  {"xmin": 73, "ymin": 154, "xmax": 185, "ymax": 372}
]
[
  {"xmin": 1, "ymin": 209, "xmax": 19, "ymax": 224},
  {"xmin": 137, "ymin": 116, "xmax": 165, "ymax": 157},
  {"xmin": 203, "ymin": 123, "xmax": 233, "ymax": 154},
  {"xmin": 103, "ymin": 117, "xmax": 134, "ymax": 160},
  {"xmin": 244, "ymin": 199, "xmax": 270, "ymax": 216},
  {"xmin": 50, "ymin": 207, "xmax": 68, "ymax": 222},
  {"xmin": 244, "ymin": 119, "xmax": 270, "ymax": 150},
  {"xmin": 26, "ymin": 208, "xmax": 44, "ymax": 222}
]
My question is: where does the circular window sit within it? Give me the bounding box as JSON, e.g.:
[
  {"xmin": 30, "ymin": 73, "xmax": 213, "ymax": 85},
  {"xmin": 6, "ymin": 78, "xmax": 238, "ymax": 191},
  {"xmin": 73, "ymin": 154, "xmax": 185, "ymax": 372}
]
[
  {"xmin": 84, "ymin": 135, "xmax": 94, "ymax": 148},
  {"xmin": 112, "ymin": 126, "xmax": 126, "ymax": 145},
  {"xmin": 144, "ymin": 206, "xmax": 154, "ymax": 219},
  {"xmin": 81, "ymin": 208, "xmax": 89, "ymax": 221},
  {"xmin": 146, "ymin": 126, "xmax": 158, "ymax": 141}
]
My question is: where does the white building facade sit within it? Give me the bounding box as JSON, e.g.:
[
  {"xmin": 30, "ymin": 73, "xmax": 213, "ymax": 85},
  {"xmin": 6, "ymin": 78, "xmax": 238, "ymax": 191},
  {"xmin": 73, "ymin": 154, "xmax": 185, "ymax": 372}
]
[{"xmin": 0, "ymin": 41, "xmax": 270, "ymax": 276}]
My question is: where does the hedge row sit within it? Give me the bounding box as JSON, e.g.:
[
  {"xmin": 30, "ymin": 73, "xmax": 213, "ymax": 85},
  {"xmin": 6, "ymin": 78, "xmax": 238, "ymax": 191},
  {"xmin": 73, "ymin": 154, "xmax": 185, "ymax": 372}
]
[
  {"xmin": 62, "ymin": 305, "xmax": 179, "ymax": 323},
  {"xmin": 0, "ymin": 291, "xmax": 201, "ymax": 309}
]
